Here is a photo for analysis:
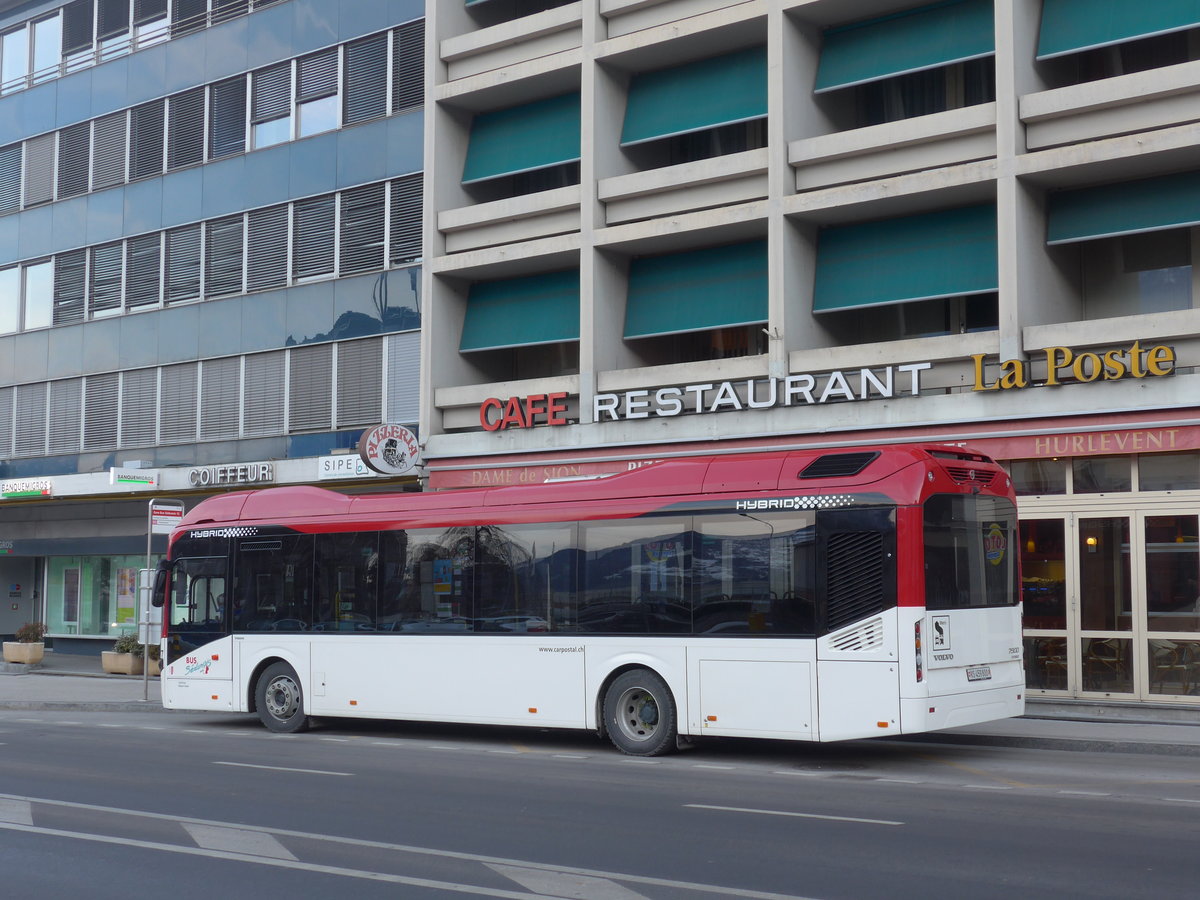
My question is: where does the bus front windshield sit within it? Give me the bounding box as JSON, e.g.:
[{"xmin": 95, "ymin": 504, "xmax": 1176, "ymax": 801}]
[{"xmin": 924, "ymin": 494, "xmax": 1018, "ymax": 610}]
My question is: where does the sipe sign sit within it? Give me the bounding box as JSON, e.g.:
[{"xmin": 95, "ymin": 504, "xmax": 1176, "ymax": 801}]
[{"xmin": 357, "ymin": 424, "xmax": 421, "ymax": 476}]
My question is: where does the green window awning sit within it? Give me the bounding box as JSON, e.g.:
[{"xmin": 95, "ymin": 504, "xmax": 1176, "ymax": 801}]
[
  {"xmin": 620, "ymin": 47, "xmax": 766, "ymax": 146},
  {"xmin": 1037, "ymin": 0, "xmax": 1200, "ymax": 59},
  {"xmin": 624, "ymin": 240, "xmax": 767, "ymax": 339},
  {"xmin": 462, "ymin": 93, "xmax": 581, "ymax": 185},
  {"xmin": 814, "ymin": 0, "xmax": 995, "ymax": 93},
  {"xmin": 460, "ymin": 270, "xmax": 580, "ymax": 352},
  {"xmin": 814, "ymin": 205, "xmax": 997, "ymax": 312},
  {"xmin": 1046, "ymin": 170, "xmax": 1200, "ymax": 245}
]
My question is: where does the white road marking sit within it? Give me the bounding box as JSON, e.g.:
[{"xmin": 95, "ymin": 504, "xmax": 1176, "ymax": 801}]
[
  {"xmin": 1057, "ymin": 791, "xmax": 1110, "ymax": 797},
  {"xmin": 552, "ymin": 754, "xmax": 589, "ymax": 760},
  {"xmin": 686, "ymin": 804, "xmax": 903, "ymax": 826},
  {"xmin": 490, "ymin": 863, "xmax": 652, "ymax": 900},
  {"xmin": 964, "ymin": 785, "xmax": 1012, "ymax": 791},
  {"xmin": 693, "ymin": 764, "xmax": 736, "ymax": 770},
  {"xmin": 772, "ymin": 770, "xmax": 824, "ymax": 777},
  {"xmin": 213, "ymin": 761, "xmax": 352, "ymax": 777},
  {"xmin": 0, "ymin": 799, "xmax": 33, "ymax": 825},
  {"xmin": 320, "ymin": 737, "xmax": 350, "ymax": 743},
  {"xmin": 1163, "ymin": 797, "xmax": 1200, "ymax": 804},
  {"xmin": 184, "ymin": 823, "xmax": 297, "ymax": 860},
  {"xmin": 878, "ymin": 778, "xmax": 924, "ymax": 784}
]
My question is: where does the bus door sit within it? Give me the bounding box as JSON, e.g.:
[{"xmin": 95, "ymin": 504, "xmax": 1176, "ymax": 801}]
[{"xmin": 166, "ymin": 557, "xmax": 229, "ymax": 669}]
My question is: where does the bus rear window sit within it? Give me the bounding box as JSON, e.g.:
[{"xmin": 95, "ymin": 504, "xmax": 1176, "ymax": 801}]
[{"xmin": 924, "ymin": 494, "xmax": 1018, "ymax": 610}]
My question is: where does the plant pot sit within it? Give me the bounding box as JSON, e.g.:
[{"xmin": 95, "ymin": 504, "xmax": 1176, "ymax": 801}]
[
  {"xmin": 101, "ymin": 651, "xmax": 143, "ymax": 675},
  {"xmin": 3, "ymin": 641, "xmax": 44, "ymax": 665},
  {"xmin": 147, "ymin": 656, "xmax": 161, "ymax": 677}
]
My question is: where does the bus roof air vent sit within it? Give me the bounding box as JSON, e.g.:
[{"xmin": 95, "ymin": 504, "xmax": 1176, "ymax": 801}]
[
  {"xmin": 944, "ymin": 466, "xmax": 996, "ymax": 486},
  {"xmin": 799, "ymin": 451, "xmax": 880, "ymax": 479}
]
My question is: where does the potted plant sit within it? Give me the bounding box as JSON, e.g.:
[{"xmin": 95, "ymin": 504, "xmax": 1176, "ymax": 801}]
[
  {"xmin": 101, "ymin": 632, "xmax": 144, "ymax": 675},
  {"xmin": 146, "ymin": 642, "xmax": 162, "ymax": 677},
  {"xmin": 3, "ymin": 621, "xmax": 47, "ymax": 665}
]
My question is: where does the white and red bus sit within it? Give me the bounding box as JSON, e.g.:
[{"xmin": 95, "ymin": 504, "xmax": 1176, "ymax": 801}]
[{"xmin": 154, "ymin": 445, "xmax": 1024, "ymax": 755}]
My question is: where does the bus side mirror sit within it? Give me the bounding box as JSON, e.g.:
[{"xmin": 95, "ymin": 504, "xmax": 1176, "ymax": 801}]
[{"xmin": 151, "ymin": 559, "xmax": 172, "ymax": 608}]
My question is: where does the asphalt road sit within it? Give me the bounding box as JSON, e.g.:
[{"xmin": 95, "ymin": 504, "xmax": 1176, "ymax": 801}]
[{"xmin": 1, "ymin": 710, "xmax": 1198, "ymax": 899}]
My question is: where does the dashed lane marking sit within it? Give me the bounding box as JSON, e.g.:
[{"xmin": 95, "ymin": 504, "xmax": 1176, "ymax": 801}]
[
  {"xmin": 213, "ymin": 761, "xmax": 352, "ymax": 777},
  {"xmin": 686, "ymin": 803, "xmax": 903, "ymax": 827}
]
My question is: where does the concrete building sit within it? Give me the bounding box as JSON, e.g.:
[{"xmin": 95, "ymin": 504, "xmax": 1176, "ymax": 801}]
[
  {"xmin": 422, "ymin": 0, "xmax": 1200, "ymax": 705},
  {"xmin": 0, "ymin": 0, "xmax": 425, "ymax": 650}
]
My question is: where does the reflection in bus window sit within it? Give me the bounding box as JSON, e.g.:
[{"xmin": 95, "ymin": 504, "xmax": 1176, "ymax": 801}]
[
  {"xmin": 579, "ymin": 520, "xmax": 690, "ymax": 633},
  {"xmin": 233, "ymin": 536, "xmax": 314, "ymax": 632},
  {"xmin": 315, "ymin": 532, "xmax": 379, "ymax": 631}
]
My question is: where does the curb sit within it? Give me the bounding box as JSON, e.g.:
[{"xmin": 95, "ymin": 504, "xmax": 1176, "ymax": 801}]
[
  {"xmin": 894, "ymin": 730, "xmax": 1200, "ymax": 757},
  {"xmin": 0, "ymin": 700, "xmax": 168, "ymax": 713}
]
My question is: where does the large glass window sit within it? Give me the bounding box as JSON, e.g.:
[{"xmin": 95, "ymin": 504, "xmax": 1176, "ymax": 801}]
[
  {"xmin": 23, "ymin": 261, "xmax": 54, "ymax": 330},
  {"xmin": 31, "ymin": 15, "xmax": 62, "ymax": 84},
  {"xmin": 924, "ymin": 494, "xmax": 1019, "ymax": 609},
  {"xmin": 1145, "ymin": 515, "xmax": 1200, "ymax": 633},
  {"xmin": 46, "ymin": 555, "xmax": 157, "ymax": 636},
  {"xmin": 232, "ymin": 535, "xmax": 314, "ymax": 632},
  {"xmin": 1079, "ymin": 517, "xmax": 1132, "ymax": 631},
  {"xmin": 1139, "ymin": 452, "xmax": 1200, "ymax": 491},
  {"xmin": 0, "ymin": 267, "xmax": 19, "ymax": 334},
  {"xmin": 471, "ymin": 523, "xmax": 575, "ymax": 632},
  {"xmin": 1081, "ymin": 230, "xmax": 1193, "ymax": 320},
  {"xmin": 1, "ymin": 26, "xmax": 29, "ymax": 95},
  {"xmin": 314, "ymin": 531, "xmax": 379, "ymax": 631},
  {"xmin": 578, "ymin": 519, "xmax": 690, "ymax": 634}
]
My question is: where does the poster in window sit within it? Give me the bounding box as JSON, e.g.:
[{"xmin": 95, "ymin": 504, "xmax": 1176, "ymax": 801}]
[
  {"xmin": 63, "ymin": 567, "xmax": 80, "ymax": 624},
  {"xmin": 117, "ymin": 567, "xmax": 138, "ymax": 624}
]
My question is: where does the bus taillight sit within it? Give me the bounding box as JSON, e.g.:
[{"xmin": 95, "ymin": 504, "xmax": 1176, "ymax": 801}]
[{"xmin": 914, "ymin": 620, "xmax": 924, "ymax": 683}]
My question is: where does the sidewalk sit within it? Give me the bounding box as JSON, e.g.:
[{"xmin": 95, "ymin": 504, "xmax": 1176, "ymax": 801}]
[{"xmin": 3, "ymin": 650, "xmax": 1200, "ymax": 755}]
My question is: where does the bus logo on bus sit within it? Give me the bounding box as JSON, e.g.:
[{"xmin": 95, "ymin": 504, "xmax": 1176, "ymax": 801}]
[
  {"xmin": 984, "ymin": 522, "xmax": 1006, "ymax": 566},
  {"xmin": 735, "ymin": 495, "xmax": 853, "ymax": 511}
]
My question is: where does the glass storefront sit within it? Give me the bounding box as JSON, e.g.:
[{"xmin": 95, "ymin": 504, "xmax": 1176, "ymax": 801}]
[
  {"xmin": 1010, "ymin": 451, "xmax": 1200, "ymax": 701},
  {"xmin": 44, "ymin": 555, "xmax": 161, "ymax": 638}
]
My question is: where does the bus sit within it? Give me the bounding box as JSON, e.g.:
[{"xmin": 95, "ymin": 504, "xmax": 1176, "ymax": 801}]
[{"xmin": 154, "ymin": 445, "xmax": 1024, "ymax": 755}]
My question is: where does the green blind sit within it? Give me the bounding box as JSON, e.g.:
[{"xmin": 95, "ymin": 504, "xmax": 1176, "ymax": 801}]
[
  {"xmin": 814, "ymin": 205, "xmax": 997, "ymax": 311},
  {"xmin": 462, "ymin": 93, "xmax": 581, "ymax": 184},
  {"xmin": 460, "ymin": 270, "xmax": 580, "ymax": 352},
  {"xmin": 1038, "ymin": 0, "xmax": 1200, "ymax": 59},
  {"xmin": 624, "ymin": 240, "xmax": 767, "ymax": 339},
  {"xmin": 1047, "ymin": 171, "xmax": 1200, "ymax": 245},
  {"xmin": 621, "ymin": 47, "xmax": 767, "ymax": 146},
  {"xmin": 815, "ymin": 0, "xmax": 995, "ymax": 93}
]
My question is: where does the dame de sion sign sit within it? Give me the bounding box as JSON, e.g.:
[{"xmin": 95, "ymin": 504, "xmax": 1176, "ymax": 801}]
[{"xmin": 477, "ymin": 341, "xmax": 1177, "ymax": 431}]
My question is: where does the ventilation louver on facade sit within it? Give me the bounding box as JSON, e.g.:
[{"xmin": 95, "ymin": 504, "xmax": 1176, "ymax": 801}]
[
  {"xmin": 800, "ymin": 451, "xmax": 880, "ymax": 479},
  {"xmin": 825, "ymin": 531, "xmax": 886, "ymax": 631}
]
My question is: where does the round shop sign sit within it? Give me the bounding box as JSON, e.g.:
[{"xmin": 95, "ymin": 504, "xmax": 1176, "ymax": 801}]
[{"xmin": 357, "ymin": 424, "xmax": 421, "ymax": 476}]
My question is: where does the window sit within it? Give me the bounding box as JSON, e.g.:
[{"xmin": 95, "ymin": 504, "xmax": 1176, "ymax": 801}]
[
  {"xmin": 23, "ymin": 133, "xmax": 55, "ymax": 206},
  {"xmin": 389, "ymin": 174, "xmax": 422, "ymax": 264},
  {"xmin": 208, "ymin": 76, "xmax": 247, "ymax": 159},
  {"xmin": 251, "ymin": 62, "xmax": 291, "ymax": 148},
  {"xmin": 204, "ymin": 215, "xmax": 245, "ymax": 296},
  {"xmin": 62, "ymin": 1, "xmax": 95, "ymax": 70},
  {"xmin": 129, "ymin": 100, "xmax": 166, "ymax": 180},
  {"xmin": 171, "ymin": 0, "xmax": 209, "ymax": 38},
  {"xmin": 344, "ymin": 33, "xmax": 387, "ymax": 125},
  {"xmin": 125, "ymin": 233, "xmax": 163, "ymax": 309},
  {"xmin": 120, "ymin": 368, "xmax": 158, "ymax": 447},
  {"xmin": 200, "ymin": 356, "xmax": 240, "ymax": 439},
  {"xmin": 92, "ymin": 112, "xmax": 129, "ymax": 189},
  {"xmin": 57, "ymin": 122, "xmax": 92, "ymax": 199},
  {"xmin": 22, "ymin": 260, "xmax": 54, "ymax": 330},
  {"xmin": 336, "ymin": 338, "xmax": 382, "ymax": 426},
  {"xmin": 90, "ymin": 242, "xmax": 125, "ymax": 317},
  {"xmin": 233, "ymin": 536, "xmax": 314, "ymax": 632},
  {"xmin": 579, "ymin": 519, "xmax": 690, "ymax": 634},
  {"xmin": 0, "ymin": 143, "xmax": 21, "ymax": 211},
  {"xmin": 134, "ymin": 0, "xmax": 170, "ymax": 47},
  {"xmin": 0, "ymin": 267, "xmax": 19, "ymax": 333},
  {"xmin": 166, "ymin": 225, "xmax": 202, "ymax": 303},
  {"xmin": 924, "ymin": 494, "xmax": 1019, "ymax": 610},
  {"xmin": 340, "ymin": 182, "xmax": 385, "ymax": 275},
  {"xmin": 314, "ymin": 532, "xmax": 378, "ymax": 630},
  {"xmin": 1, "ymin": 26, "xmax": 29, "ymax": 95},
  {"xmin": 97, "ymin": 0, "xmax": 132, "ymax": 60},
  {"xmin": 31, "ymin": 14, "xmax": 62, "ymax": 84},
  {"xmin": 296, "ymin": 48, "xmax": 338, "ymax": 138},
  {"xmin": 159, "ymin": 362, "xmax": 199, "ymax": 443},
  {"xmin": 391, "ymin": 19, "xmax": 423, "ymax": 113},
  {"xmin": 857, "ymin": 57, "xmax": 995, "ymax": 127},
  {"xmin": 288, "ymin": 344, "xmax": 333, "ymax": 432},
  {"xmin": 168, "ymin": 87, "xmax": 206, "ymax": 170},
  {"xmin": 53, "ymin": 248, "xmax": 87, "ymax": 325},
  {"xmin": 246, "ymin": 203, "xmax": 289, "ymax": 290},
  {"xmin": 1081, "ymin": 230, "xmax": 1193, "ymax": 320},
  {"xmin": 292, "ymin": 193, "xmax": 336, "ymax": 280}
]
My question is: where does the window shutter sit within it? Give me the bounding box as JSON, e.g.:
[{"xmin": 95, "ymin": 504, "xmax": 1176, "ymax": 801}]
[
  {"xmin": 53, "ymin": 249, "xmax": 87, "ymax": 325},
  {"xmin": 23, "ymin": 133, "xmax": 56, "ymax": 207},
  {"xmin": 91, "ymin": 112, "xmax": 128, "ymax": 189},
  {"xmin": 168, "ymin": 87, "xmax": 206, "ymax": 170},
  {"xmin": 129, "ymin": 100, "xmax": 165, "ymax": 180},
  {"xmin": 287, "ymin": 344, "xmax": 333, "ymax": 432},
  {"xmin": 340, "ymin": 182, "xmax": 385, "ymax": 275},
  {"xmin": 293, "ymin": 193, "xmax": 336, "ymax": 279},
  {"xmin": 166, "ymin": 225, "xmax": 202, "ymax": 303},
  {"xmin": 134, "ymin": 1, "xmax": 169, "ymax": 25},
  {"xmin": 57, "ymin": 122, "xmax": 91, "ymax": 199},
  {"xmin": 97, "ymin": 0, "xmax": 130, "ymax": 40},
  {"xmin": 243, "ymin": 351, "xmax": 285, "ymax": 435},
  {"xmin": 389, "ymin": 174, "xmax": 422, "ymax": 264},
  {"xmin": 159, "ymin": 362, "xmax": 198, "ymax": 443},
  {"xmin": 120, "ymin": 368, "xmax": 158, "ymax": 447},
  {"xmin": 171, "ymin": 0, "xmax": 208, "ymax": 37},
  {"xmin": 298, "ymin": 48, "xmax": 338, "ymax": 102},
  {"xmin": 200, "ymin": 356, "xmax": 241, "ymax": 439},
  {"xmin": 14, "ymin": 384, "xmax": 48, "ymax": 456},
  {"xmin": 212, "ymin": 0, "xmax": 249, "ymax": 24},
  {"xmin": 62, "ymin": 0, "xmax": 96, "ymax": 55},
  {"xmin": 48, "ymin": 379, "xmax": 83, "ymax": 454},
  {"xmin": 386, "ymin": 332, "xmax": 420, "ymax": 424},
  {"xmin": 208, "ymin": 77, "xmax": 247, "ymax": 159},
  {"xmin": 246, "ymin": 204, "xmax": 289, "ymax": 291},
  {"xmin": 0, "ymin": 387, "xmax": 12, "ymax": 458},
  {"xmin": 392, "ymin": 20, "xmax": 424, "ymax": 113},
  {"xmin": 125, "ymin": 233, "xmax": 162, "ymax": 308},
  {"xmin": 344, "ymin": 33, "xmax": 387, "ymax": 125},
  {"xmin": 83, "ymin": 373, "xmax": 119, "ymax": 450},
  {"xmin": 205, "ymin": 215, "xmax": 244, "ymax": 297},
  {"xmin": 336, "ymin": 338, "xmax": 382, "ymax": 427},
  {"xmin": 90, "ymin": 242, "xmax": 125, "ymax": 316},
  {"xmin": 252, "ymin": 62, "xmax": 291, "ymax": 123},
  {"xmin": 0, "ymin": 144, "xmax": 21, "ymax": 212}
]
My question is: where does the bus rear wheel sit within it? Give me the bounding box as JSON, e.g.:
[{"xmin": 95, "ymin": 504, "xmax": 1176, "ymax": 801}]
[
  {"xmin": 604, "ymin": 669, "xmax": 676, "ymax": 756},
  {"xmin": 255, "ymin": 662, "xmax": 309, "ymax": 733}
]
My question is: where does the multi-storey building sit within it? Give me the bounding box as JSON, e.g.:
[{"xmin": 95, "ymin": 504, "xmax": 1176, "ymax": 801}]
[
  {"xmin": 423, "ymin": 0, "xmax": 1200, "ymax": 706},
  {"xmin": 0, "ymin": 0, "xmax": 425, "ymax": 651}
]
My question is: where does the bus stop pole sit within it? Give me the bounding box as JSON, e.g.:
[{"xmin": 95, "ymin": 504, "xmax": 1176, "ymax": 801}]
[{"xmin": 143, "ymin": 502, "xmax": 152, "ymax": 702}]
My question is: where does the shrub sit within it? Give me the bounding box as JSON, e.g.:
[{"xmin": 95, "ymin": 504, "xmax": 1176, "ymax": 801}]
[
  {"xmin": 112, "ymin": 632, "xmax": 143, "ymax": 656},
  {"xmin": 15, "ymin": 622, "xmax": 47, "ymax": 643}
]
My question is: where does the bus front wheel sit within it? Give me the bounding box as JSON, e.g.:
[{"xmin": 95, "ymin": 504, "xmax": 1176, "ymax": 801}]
[
  {"xmin": 603, "ymin": 669, "xmax": 676, "ymax": 756},
  {"xmin": 255, "ymin": 662, "xmax": 309, "ymax": 733}
]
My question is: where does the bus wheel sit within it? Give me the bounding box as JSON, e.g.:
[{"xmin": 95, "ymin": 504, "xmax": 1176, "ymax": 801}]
[
  {"xmin": 604, "ymin": 669, "xmax": 676, "ymax": 756},
  {"xmin": 255, "ymin": 662, "xmax": 309, "ymax": 733}
]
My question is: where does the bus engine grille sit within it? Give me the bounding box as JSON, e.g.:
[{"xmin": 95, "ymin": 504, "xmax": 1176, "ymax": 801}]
[{"xmin": 826, "ymin": 531, "xmax": 886, "ymax": 631}]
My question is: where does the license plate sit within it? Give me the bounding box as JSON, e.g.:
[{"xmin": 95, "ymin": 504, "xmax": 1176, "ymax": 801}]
[{"xmin": 966, "ymin": 666, "xmax": 992, "ymax": 682}]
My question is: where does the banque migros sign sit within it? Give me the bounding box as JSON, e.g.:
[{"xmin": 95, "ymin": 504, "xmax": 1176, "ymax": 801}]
[{"xmin": 971, "ymin": 341, "xmax": 1175, "ymax": 391}]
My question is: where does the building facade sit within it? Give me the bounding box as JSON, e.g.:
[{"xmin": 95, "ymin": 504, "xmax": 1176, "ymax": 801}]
[
  {"xmin": 0, "ymin": 0, "xmax": 426, "ymax": 650},
  {"xmin": 422, "ymin": 0, "xmax": 1200, "ymax": 705}
]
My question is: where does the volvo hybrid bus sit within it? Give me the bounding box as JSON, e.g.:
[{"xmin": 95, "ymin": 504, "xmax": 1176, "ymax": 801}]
[{"xmin": 154, "ymin": 445, "xmax": 1024, "ymax": 755}]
